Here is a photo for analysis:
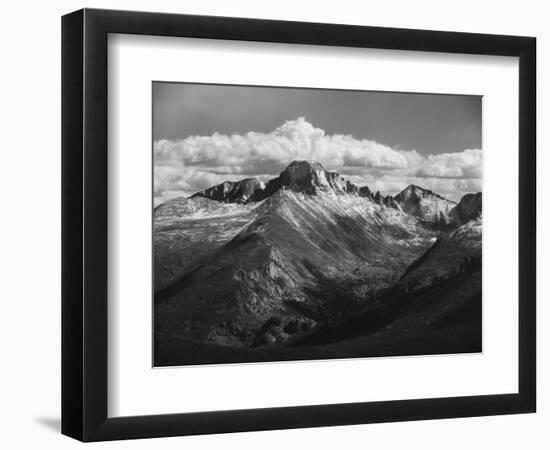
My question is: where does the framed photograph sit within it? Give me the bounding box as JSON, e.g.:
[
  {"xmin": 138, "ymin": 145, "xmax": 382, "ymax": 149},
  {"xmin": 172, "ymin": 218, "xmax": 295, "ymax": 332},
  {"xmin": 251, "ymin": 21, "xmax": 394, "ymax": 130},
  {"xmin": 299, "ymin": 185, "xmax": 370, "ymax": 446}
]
[{"xmin": 62, "ymin": 8, "xmax": 536, "ymax": 442}]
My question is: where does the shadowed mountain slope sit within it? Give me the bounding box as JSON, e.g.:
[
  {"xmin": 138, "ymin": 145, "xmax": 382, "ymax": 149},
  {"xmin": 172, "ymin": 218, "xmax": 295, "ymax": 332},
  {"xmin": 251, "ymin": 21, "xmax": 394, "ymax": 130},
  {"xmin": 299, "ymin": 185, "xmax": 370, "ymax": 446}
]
[{"xmin": 449, "ymin": 192, "xmax": 482, "ymax": 226}]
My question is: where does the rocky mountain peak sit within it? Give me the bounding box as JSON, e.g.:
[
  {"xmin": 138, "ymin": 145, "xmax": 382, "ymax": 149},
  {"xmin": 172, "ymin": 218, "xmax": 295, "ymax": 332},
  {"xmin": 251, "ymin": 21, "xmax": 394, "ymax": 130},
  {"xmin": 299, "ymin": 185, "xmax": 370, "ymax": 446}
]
[
  {"xmin": 395, "ymin": 185, "xmax": 441, "ymax": 201},
  {"xmin": 280, "ymin": 160, "xmax": 325, "ymax": 186},
  {"xmin": 284, "ymin": 159, "xmax": 324, "ymax": 172},
  {"xmin": 393, "ymin": 184, "xmax": 456, "ymax": 225},
  {"xmin": 279, "ymin": 160, "xmax": 349, "ymax": 194}
]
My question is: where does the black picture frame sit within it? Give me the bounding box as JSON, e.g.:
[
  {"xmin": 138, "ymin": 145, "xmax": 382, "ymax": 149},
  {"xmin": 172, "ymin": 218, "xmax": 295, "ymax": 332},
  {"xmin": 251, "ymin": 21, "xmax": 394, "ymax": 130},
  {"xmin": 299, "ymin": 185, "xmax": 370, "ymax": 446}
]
[{"xmin": 62, "ymin": 8, "xmax": 536, "ymax": 442}]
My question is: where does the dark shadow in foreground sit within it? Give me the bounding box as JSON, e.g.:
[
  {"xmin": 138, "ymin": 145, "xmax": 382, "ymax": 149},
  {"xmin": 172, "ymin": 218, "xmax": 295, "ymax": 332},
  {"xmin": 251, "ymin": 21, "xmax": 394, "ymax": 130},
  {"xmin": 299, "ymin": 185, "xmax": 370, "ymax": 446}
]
[
  {"xmin": 35, "ymin": 417, "xmax": 61, "ymax": 433},
  {"xmin": 154, "ymin": 268, "xmax": 481, "ymax": 367}
]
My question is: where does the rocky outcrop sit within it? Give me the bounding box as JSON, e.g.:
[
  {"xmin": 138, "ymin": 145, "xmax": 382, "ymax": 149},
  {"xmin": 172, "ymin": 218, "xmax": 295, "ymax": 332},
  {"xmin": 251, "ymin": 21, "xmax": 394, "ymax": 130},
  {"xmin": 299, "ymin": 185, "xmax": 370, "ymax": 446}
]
[
  {"xmin": 192, "ymin": 177, "xmax": 266, "ymax": 204},
  {"xmin": 372, "ymin": 190, "xmax": 400, "ymax": 209},
  {"xmin": 358, "ymin": 186, "xmax": 373, "ymax": 199}
]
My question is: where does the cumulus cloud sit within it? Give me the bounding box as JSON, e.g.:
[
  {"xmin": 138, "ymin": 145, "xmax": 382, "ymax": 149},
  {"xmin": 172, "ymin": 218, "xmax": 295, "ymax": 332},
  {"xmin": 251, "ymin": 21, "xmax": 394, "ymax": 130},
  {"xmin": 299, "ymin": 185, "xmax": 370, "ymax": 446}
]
[
  {"xmin": 154, "ymin": 117, "xmax": 482, "ymax": 205},
  {"xmin": 416, "ymin": 149, "xmax": 482, "ymax": 179}
]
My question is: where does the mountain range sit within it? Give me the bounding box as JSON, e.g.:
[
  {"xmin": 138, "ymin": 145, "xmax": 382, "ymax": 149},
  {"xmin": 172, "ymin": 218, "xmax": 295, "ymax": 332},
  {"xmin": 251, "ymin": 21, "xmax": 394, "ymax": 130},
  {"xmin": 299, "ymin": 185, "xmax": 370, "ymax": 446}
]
[
  {"xmin": 190, "ymin": 160, "xmax": 458, "ymax": 225},
  {"xmin": 154, "ymin": 160, "xmax": 482, "ymax": 365}
]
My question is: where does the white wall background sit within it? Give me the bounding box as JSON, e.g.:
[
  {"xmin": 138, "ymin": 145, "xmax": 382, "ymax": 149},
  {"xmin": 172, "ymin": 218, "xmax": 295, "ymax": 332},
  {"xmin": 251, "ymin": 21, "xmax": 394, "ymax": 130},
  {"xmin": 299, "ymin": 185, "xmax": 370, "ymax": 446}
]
[{"xmin": 0, "ymin": 0, "xmax": 546, "ymax": 448}]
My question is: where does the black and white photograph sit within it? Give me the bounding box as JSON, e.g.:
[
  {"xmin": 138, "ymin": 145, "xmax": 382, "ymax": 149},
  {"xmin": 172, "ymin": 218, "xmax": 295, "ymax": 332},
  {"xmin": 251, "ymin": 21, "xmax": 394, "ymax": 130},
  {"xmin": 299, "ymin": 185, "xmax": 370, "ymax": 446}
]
[
  {"xmin": 0, "ymin": 0, "xmax": 542, "ymax": 446},
  {"xmin": 153, "ymin": 83, "xmax": 483, "ymax": 366}
]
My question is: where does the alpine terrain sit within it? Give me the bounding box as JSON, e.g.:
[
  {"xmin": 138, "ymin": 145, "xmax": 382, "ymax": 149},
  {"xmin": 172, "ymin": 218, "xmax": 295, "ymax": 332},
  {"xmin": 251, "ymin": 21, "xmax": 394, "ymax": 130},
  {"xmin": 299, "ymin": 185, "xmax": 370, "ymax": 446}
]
[{"xmin": 154, "ymin": 160, "xmax": 482, "ymax": 365}]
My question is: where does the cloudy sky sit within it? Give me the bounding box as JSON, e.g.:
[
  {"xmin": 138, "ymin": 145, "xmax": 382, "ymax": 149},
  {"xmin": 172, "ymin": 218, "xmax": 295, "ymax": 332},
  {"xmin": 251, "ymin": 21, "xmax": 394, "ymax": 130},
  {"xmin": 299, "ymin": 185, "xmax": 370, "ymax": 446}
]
[{"xmin": 153, "ymin": 82, "xmax": 482, "ymax": 206}]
